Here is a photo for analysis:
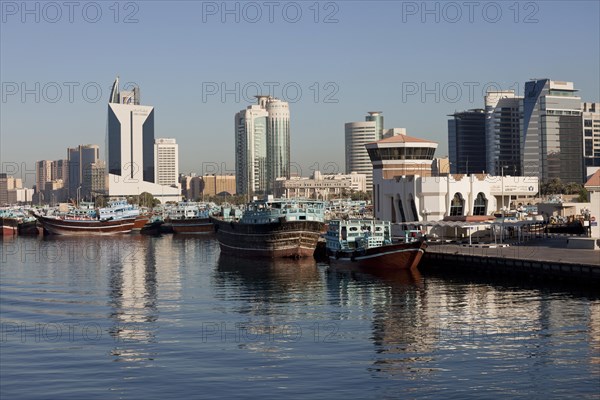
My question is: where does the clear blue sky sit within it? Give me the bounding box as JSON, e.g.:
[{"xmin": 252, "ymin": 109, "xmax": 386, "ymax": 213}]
[{"xmin": 1, "ymin": 0, "xmax": 599, "ymax": 185}]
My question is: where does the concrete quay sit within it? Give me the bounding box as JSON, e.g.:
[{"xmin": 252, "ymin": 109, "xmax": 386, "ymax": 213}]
[{"xmin": 421, "ymin": 238, "xmax": 600, "ymax": 285}]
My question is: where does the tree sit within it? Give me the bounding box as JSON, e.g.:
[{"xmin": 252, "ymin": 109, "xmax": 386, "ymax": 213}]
[
  {"xmin": 94, "ymin": 195, "xmax": 107, "ymax": 208},
  {"xmin": 351, "ymin": 191, "xmax": 371, "ymax": 202},
  {"xmin": 564, "ymin": 182, "xmax": 583, "ymax": 195},
  {"xmin": 137, "ymin": 192, "xmax": 156, "ymax": 208},
  {"xmin": 577, "ymin": 187, "xmax": 589, "ymax": 203},
  {"xmin": 541, "ymin": 178, "xmax": 563, "ymax": 195}
]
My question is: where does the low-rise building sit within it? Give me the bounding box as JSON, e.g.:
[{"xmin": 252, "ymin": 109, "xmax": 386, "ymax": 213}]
[
  {"xmin": 181, "ymin": 174, "xmax": 236, "ymax": 200},
  {"xmin": 366, "ymin": 132, "xmax": 538, "ymax": 222},
  {"xmin": 584, "ymin": 169, "xmax": 600, "ymax": 239},
  {"xmin": 0, "ymin": 173, "xmax": 32, "ymax": 205},
  {"xmin": 274, "ymin": 171, "xmax": 367, "ymax": 200}
]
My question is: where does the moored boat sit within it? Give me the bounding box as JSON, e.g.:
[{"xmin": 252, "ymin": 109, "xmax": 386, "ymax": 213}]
[
  {"xmin": 37, "ymin": 215, "xmax": 137, "ymax": 235},
  {"xmin": 211, "ymin": 198, "xmax": 325, "ymax": 258},
  {"xmin": 140, "ymin": 218, "xmax": 164, "ymax": 235},
  {"xmin": 325, "ymin": 219, "xmax": 427, "ymax": 269},
  {"xmin": 17, "ymin": 218, "xmax": 41, "ymax": 236},
  {"xmin": 132, "ymin": 215, "xmax": 151, "ymax": 231},
  {"xmin": 167, "ymin": 202, "xmax": 213, "ymax": 234},
  {"xmin": 1, "ymin": 217, "xmax": 18, "ymax": 237}
]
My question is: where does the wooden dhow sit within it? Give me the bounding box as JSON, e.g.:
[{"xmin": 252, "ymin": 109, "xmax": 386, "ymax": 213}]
[{"xmin": 211, "ymin": 198, "xmax": 325, "ymax": 258}]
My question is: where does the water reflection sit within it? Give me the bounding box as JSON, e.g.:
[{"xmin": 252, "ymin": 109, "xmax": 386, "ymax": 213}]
[
  {"xmin": 108, "ymin": 235, "xmax": 158, "ymax": 361},
  {"xmin": 213, "ymin": 254, "xmax": 323, "ymax": 307},
  {"xmin": 212, "ymin": 255, "xmax": 326, "ymax": 357},
  {"xmin": 2, "ymin": 235, "xmax": 600, "ymax": 398}
]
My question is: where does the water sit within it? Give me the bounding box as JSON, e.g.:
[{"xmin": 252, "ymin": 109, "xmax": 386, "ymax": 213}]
[{"xmin": 1, "ymin": 235, "xmax": 599, "ymax": 399}]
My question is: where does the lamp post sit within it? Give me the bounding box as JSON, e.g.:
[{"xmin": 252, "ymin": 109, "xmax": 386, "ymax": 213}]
[
  {"xmin": 446, "ymin": 162, "xmax": 453, "ymax": 217},
  {"xmin": 500, "ymin": 165, "xmax": 508, "ymax": 244}
]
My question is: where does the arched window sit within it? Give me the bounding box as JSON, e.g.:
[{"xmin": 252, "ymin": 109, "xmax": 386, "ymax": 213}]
[
  {"xmin": 450, "ymin": 193, "xmax": 464, "ymax": 216},
  {"xmin": 473, "ymin": 193, "xmax": 487, "ymax": 216}
]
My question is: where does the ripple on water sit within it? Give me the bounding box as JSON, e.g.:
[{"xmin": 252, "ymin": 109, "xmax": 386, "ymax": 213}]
[{"xmin": 1, "ymin": 235, "xmax": 599, "ymax": 399}]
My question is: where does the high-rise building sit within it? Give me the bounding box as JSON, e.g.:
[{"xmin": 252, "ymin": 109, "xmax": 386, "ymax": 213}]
[
  {"xmin": 522, "ymin": 79, "xmax": 583, "ymax": 183},
  {"xmin": 68, "ymin": 144, "xmax": 100, "ymax": 198},
  {"xmin": 345, "ymin": 112, "xmax": 385, "ymax": 192},
  {"xmin": 485, "ymin": 90, "xmax": 522, "ymax": 176},
  {"xmin": 0, "ymin": 173, "xmax": 9, "ymax": 205},
  {"xmin": 154, "ymin": 138, "xmax": 179, "ymax": 186},
  {"xmin": 265, "ymin": 97, "xmax": 290, "ymax": 193},
  {"xmin": 36, "ymin": 160, "xmax": 53, "ymax": 193},
  {"xmin": 106, "ymin": 77, "xmax": 181, "ymax": 202},
  {"xmin": 582, "ymin": 102, "xmax": 600, "ymax": 177},
  {"xmin": 235, "ymin": 96, "xmax": 290, "ymax": 195},
  {"xmin": 54, "ymin": 159, "xmax": 69, "ymax": 188},
  {"xmin": 448, "ymin": 109, "xmax": 486, "ymax": 174},
  {"xmin": 83, "ymin": 160, "xmax": 107, "ymax": 198}
]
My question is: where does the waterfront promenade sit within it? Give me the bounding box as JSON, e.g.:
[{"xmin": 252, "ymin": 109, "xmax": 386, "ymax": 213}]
[{"xmin": 422, "ymin": 238, "xmax": 600, "ymax": 284}]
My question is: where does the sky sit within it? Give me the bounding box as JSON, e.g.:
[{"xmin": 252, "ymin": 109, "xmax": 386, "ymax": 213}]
[{"xmin": 1, "ymin": 0, "xmax": 599, "ymax": 186}]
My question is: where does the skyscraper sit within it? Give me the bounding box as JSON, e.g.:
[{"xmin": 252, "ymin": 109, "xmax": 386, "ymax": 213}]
[
  {"xmin": 448, "ymin": 109, "xmax": 486, "ymax": 174},
  {"xmin": 265, "ymin": 97, "xmax": 290, "ymax": 194},
  {"xmin": 36, "ymin": 160, "xmax": 53, "ymax": 193},
  {"xmin": 484, "ymin": 90, "xmax": 523, "ymax": 176},
  {"xmin": 235, "ymin": 96, "xmax": 290, "ymax": 195},
  {"xmin": 345, "ymin": 112, "xmax": 384, "ymax": 192},
  {"xmin": 154, "ymin": 138, "xmax": 179, "ymax": 187},
  {"xmin": 582, "ymin": 102, "xmax": 600, "ymax": 177},
  {"xmin": 67, "ymin": 144, "xmax": 99, "ymax": 198},
  {"xmin": 83, "ymin": 160, "xmax": 107, "ymax": 198},
  {"xmin": 522, "ymin": 79, "xmax": 583, "ymax": 183},
  {"xmin": 106, "ymin": 77, "xmax": 181, "ymax": 202}
]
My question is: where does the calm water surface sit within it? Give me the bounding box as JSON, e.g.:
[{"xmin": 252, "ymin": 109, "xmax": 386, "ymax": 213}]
[{"xmin": 1, "ymin": 235, "xmax": 599, "ymax": 399}]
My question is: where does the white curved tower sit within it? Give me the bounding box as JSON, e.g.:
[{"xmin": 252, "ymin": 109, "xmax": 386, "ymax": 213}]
[
  {"xmin": 266, "ymin": 97, "xmax": 290, "ymax": 193},
  {"xmin": 345, "ymin": 112, "xmax": 383, "ymax": 192},
  {"xmin": 235, "ymin": 96, "xmax": 290, "ymax": 195}
]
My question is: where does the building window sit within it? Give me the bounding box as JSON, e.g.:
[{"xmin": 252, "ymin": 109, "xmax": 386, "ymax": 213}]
[
  {"xmin": 473, "ymin": 193, "xmax": 487, "ymax": 216},
  {"xmin": 450, "ymin": 193, "xmax": 464, "ymax": 216}
]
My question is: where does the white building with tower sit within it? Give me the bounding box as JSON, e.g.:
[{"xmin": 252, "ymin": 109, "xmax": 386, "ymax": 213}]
[
  {"xmin": 366, "ymin": 131, "xmax": 538, "ymax": 223},
  {"xmin": 106, "ymin": 77, "xmax": 181, "ymax": 202},
  {"xmin": 235, "ymin": 96, "xmax": 290, "ymax": 195}
]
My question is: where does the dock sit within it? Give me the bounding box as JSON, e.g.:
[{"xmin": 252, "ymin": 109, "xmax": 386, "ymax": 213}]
[{"xmin": 421, "ymin": 238, "xmax": 600, "ymax": 284}]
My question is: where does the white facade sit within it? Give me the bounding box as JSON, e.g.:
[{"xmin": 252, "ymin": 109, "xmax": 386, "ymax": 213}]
[
  {"xmin": 345, "ymin": 120, "xmax": 377, "ymax": 192},
  {"xmin": 235, "ymin": 100, "xmax": 268, "ymax": 194},
  {"xmin": 15, "ymin": 188, "xmax": 34, "ymax": 203},
  {"xmin": 274, "ymin": 171, "xmax": 367, "ymax": 199},
  {"xmin": 235, "ymin": 96, "xmax": 290, "ymax": 195},
  {"xmin": 584, "ymin": 170, "xmax": 600, "ymax": 239},
  {"xmin": 373, "ymin": 171, "xmax": 539, "ymax": 223},
  {"xmin": 154, "ymin": 138, "xmax": 179, "ymax": 187},
  {"xmin": 106, "ymin": 77, "xmax": 181, "ymax": 203}
]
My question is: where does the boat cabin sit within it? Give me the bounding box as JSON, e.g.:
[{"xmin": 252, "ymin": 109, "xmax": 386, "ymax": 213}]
[
  {"xmin": 240, "ymin": 199, "xmax": 325, "ymax": 224},
  {"xmin": 326, "ymin": 219, "xmax": 392, "ymax": 251}
]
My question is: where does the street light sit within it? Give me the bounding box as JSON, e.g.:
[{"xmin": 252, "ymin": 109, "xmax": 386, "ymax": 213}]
[
  {"xmin": 500, "ymin": 165, "xmax": 509, "ymax": 243},
  {"xmin": 446, "ymin": 162, "xmax": 453, "ymax": 217}
]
